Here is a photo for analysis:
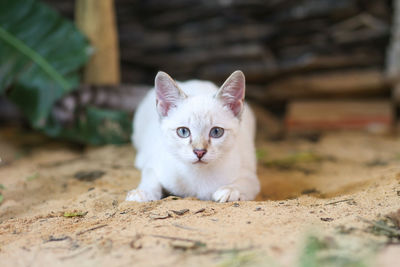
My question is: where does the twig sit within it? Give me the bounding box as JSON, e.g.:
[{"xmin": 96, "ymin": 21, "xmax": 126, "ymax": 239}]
[
  {"xmin": 171, "ymin": 223, "xmax": 200, "ymax": 231},
  {"xmin": 170, "ymin": 209, "xmax": 189, "ymax": 215},
  {"xmin": 149, "ymin": 234, "xmax": 255, "ymax": 254},
  {"xmin": 325, "ymin": 198, "xmax": 354, "ymax": 205},
  {"xmin": 195, "ymin": 246, "xmax": 256, "ymax": 255},
  {"xmin": 194, "ymin": 208, "xmax": 205, "ymax": 214},
  {"xmin": 149, "ymin": 212, "xmax": 171, "ymax": 220},
  {"xmin": 46, "ymin": 235, "xmax": 70, "ymax": 242},
  {"xmin": 358, "ymin": 216, "xmax": 400, "ymax": 236},
  {"xmin": 150, "ymin": 234, "xmax": 206, "ymax": 246},
  {"xmin": 76, "ymin": 224, "xmax": 108, "ymax": 235}
]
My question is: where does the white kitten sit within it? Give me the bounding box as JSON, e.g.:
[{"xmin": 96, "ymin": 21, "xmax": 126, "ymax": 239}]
[{"xmin": 126, "ymin": 70, "xmax": 260, "ymax": 202}]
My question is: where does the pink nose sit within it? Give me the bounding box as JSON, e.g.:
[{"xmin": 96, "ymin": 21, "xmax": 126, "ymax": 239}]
[{"xmin": 193, "ymin": 149, "xmax": 207, "ymax": 159}]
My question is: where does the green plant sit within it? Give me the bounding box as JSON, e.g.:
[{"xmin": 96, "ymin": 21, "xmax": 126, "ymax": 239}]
[
  {"xmin": 0, "ymin": 0, "xmax": 132, "ymax": 144},
  {"xmin": 0, "ymin": 0, "xmax": 90, "ymax": 126},
  {"xmin": 299, "ymin": 236, "xmax": 369, "ymax": 267},
  {"xmin": 0, "ymin": 184, "xmax": 4, "ymax": 204}
]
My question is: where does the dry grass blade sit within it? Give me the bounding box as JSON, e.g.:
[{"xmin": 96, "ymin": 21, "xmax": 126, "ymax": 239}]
[
  {"xmin": 358, "ymin": 216, "xmax": 400, "ymax": 237},
  {"xmin": 325, "ymin": 198, "xmax": 354, "ymax": 205},
  {"xmin": 76, "ymin": 224, "xmax": 108, "ymax": 235},
  {"xmin": 170, "ymin": 209, "xmax": 189, "ymax": 215},
  {"xmin": 149, "ymin": 212, "xmax": 171, "ymax": 220}
]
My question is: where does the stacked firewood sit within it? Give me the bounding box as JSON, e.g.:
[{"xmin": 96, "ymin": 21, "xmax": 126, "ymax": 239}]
[{"xmin": 46, "ymin": 0, "xmax": 392, "ymax": 105}]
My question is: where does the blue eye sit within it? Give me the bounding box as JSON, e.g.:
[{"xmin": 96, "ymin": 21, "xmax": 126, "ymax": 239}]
[
  {"xmin": 210, "ymin": 127, "xmax": 224, "ymax": 138},
  {"xmin": 177, "ymin": 127, "xmax": 190, "ymax": 138}
]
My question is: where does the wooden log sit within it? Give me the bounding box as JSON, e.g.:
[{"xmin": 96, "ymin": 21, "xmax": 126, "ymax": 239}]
[
  {"xmin": 246, "ymin": 69, "xmax": 389, "ymax": 103},
  {"xmin": 52, "ymin": 84, "xmax": 151, "ymax": 125},
  {"xmin": 43, "ymin": 0, "xmax": 391, "ymax": 89},
  {"xmin": 277, "ymin": 50, "xmax": 382, "ymax": 73},
  {"xmin": 330, "ymin": 13, "xmax": 389, "ymax": 44},
  {"xmin": 285, "ymin": 100, "xmax": 393, "ymax": 134},
  {"xmin": 121, "ymin": 44, "xmax": 268, "ymax": 68},
  {"xmin": 198, "ymin": 61, "xmax": 278, "ymax": 84},
  {"xmin": 120, "ymin": 67, "xmax": 153, "ymax": 84},
  {"xmin": 118, "ymin": 22, "xmax": 274, "ymax": 51},
  {"xmin": 141, "ymin": 0, "xmax": 291, "ymax": 12},
  {"xmin": 75, "ymin": 0, "xmax": 120, "ymax": 85},
  {"xmin": 176, "ymin": 23, "xmax": 275, "ymax": 48},
  {"xmin": 118, "ymin": 25, "xmax": 172, "ymax": 52},
  {"xmin": 271, "ymin": 0, "xmax": 359, "ymax": 22},
  {"xmin": 386, "ymin": 0, "xmax": 400, "ymax": 104},
  {"xmin": 141, "ymin": 0, "xmax": 358, "ymax": 27}
]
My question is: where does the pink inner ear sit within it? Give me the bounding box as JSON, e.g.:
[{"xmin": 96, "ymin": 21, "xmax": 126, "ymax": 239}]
[
  {"xmin": 229, "ymin": 101, "xmax": 243, "ymax": 117},
  {"xmin": 156, "ymin": 99, "xmax": 171, "ymax": 117},
  {"xmin": 155, "ymin": 71, "xmax": 185, "ymax": 117},
  {"xmin": 218, "ymin": 71, "xmax": 245, "ymax": 117},
  {"xmin": 156, "ymin": 87, "xmax": 174, "ymax": 117}
]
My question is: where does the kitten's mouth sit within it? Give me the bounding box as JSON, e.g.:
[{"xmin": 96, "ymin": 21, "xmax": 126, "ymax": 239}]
[{"xmin": 193, "ymin": 160, "xmax": 207, "ymax": 165}]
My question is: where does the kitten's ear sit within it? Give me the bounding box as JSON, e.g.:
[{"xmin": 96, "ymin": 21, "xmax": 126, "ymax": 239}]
[
  {"xmin": 155, "ymin": 71, "xmax": 187, "ymax": 117},
  {"xmin": 215, "ymin": 70, "xmax": 245, "ymax": 117}
]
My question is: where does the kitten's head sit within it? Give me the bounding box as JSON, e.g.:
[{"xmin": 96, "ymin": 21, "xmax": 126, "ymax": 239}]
[{"xmin": 155, "ymin": 70, "xmax": 245, "ymax": 166}]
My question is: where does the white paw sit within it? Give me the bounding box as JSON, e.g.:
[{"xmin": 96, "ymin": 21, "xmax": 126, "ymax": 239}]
[
  {"xmin": 125, "ymin": 189, "xmax": 159, "ymax": 202},
  {"xmin": 212, "ymin": 186, "xmax": 242, "ymax": 203}
]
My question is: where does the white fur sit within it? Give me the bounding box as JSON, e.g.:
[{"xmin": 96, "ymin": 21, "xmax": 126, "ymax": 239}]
[{"xmin": 126, "ymin": 73, "xmax": 260, "ymax": 202}]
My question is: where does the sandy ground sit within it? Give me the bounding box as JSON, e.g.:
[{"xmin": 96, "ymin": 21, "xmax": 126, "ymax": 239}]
[{"xmin": 0, "ymin": 127, "xmax": 399, "ymax": 267}]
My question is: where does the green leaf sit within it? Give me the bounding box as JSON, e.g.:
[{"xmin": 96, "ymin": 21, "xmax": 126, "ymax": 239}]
[
  {"xmin": 26, "ymin": 172, "xmax": 39, "ymax": 181},
  {"xmin": 256, "ymin": 148, "xmax": 268, "ymax": 160},
  {"xmin": 63, "ymin": 211, "xmax": 88, "ymax": 217},
  {"xmin": 0, "ymin": 0, "xmax": 91, "ymax": 127},
  {"xmin": 263, "ymin": 151, "xmax": 323, "ymax": 169},
  {"xmin": 0, "ymin": 0, "xmax": 131, "ymax": 145},
  {"xmin": 299, "ymin": 236, "xmax": 326, "ymax": 267},
  {"xmin": 0, "ymin": 193, "xmax": 3, "ymax": 204}
]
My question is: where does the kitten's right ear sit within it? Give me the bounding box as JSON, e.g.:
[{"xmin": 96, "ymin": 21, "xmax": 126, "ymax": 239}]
[
  {"xmin": 215, "ymin": 70, "xmax": 245, "ymax": 117},
  {"xmin": 155, "ymin": 71, "xmax": 187, "ymax": 117}
]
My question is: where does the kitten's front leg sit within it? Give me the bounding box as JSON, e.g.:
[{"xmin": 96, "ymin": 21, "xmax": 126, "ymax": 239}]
[
  {"xmin": 212, "ymin": 171, "xmax": 260, "ymax": 202},
  {"xmin": 126, "ymin": 168, "xmax": 162, "ymax": 202}
]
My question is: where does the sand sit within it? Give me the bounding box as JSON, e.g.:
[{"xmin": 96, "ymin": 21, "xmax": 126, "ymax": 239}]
[{"xmin": 0, "ymin": 127, "xmax": 399, "ymax": 267}]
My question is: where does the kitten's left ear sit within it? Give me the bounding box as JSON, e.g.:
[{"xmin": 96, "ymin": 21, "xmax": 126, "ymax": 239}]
[{"xmin": 215, "ymin": 70, "xmax": 245, "ymax": 117}]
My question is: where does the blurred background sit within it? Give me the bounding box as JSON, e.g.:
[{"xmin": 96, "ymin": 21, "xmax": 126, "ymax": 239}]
[{"xmin": 0, "ymin": 0, "xmax": 397, "ymax": 144}]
